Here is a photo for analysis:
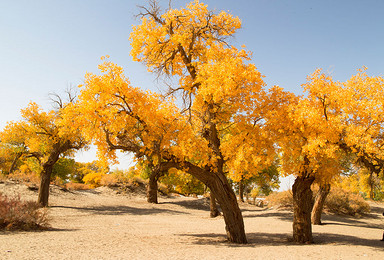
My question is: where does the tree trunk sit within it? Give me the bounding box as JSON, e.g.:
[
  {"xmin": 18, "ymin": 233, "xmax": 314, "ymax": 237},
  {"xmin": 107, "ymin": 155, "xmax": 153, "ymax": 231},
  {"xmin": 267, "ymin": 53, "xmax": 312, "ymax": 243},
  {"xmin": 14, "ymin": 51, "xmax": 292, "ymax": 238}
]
[
  {"xmin": 368, "ymin": 173, "xmax": 374, "ymax": 200},
  {"xmin": 160, "ymin": 160, "xmax": 247, "ymax": 243},
  {"xmin": 292, "ymin": 175, "xmax": 315, "ymax": 244},
  {"xmin": 37, "ymin": 164, "xmax": 53, "ymax": 207},
  {"xmin": 239, "ymin": 180, "xmax": 244, "ymax": 202},
  {"xmin": 147, "ymin": 171, "xmax": 159, "ymax": 204},
  {"xmin": 209, "ymin": 175, "xmax": 247, "ymax": 244},
  {"xmin": 311, "ymin": 183, "xmax": 331, "ymax": 225},
  {"xmin": 8, "ymin": 152, "xmax": 22, "ymax": 174},
  {"xmin": 210, "ymin": 191, "xmax": 221, "ymax": 218}
]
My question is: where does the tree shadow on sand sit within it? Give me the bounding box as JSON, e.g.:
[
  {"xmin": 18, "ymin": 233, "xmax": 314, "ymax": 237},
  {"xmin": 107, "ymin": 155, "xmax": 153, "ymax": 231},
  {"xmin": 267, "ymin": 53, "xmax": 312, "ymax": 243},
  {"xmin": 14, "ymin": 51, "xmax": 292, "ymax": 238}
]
[
  {"xmin": 160, "ymin": 198, "xmax": 213, "ymax": 212},
  {"xmin": 50, "ymin": 205, "xmax": 188, "ymax": 216},
  {"xmin": 320, "ymin": 215, "xmax": 383, "ymax": 230},
  {"xmin": 242, "ymin": 210, "xmax": 293, "ymax": 222},
  {"xmin": 243, "ymin": 208, "xmax": 384, "ymax": 230},
  {"xmin": 180, "ymin": 232, "xmax": 384, "ymax": 250},
  {"xmin": 0, "ymin": 227, "xmax": 79, "ymax": 235}
]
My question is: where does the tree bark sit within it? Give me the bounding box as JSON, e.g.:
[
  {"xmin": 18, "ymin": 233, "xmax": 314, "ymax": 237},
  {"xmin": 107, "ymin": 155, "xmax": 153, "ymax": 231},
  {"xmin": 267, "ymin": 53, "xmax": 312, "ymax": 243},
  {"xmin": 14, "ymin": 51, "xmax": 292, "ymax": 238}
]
[
  {"xmin": 368, "ymin": 173, "xmax": 374, "ymax": 200},
  {"xmin": 209, "ymin": 175, "xmax": 247, "ymax": 244},
  {"xmin": 292, "ymin": 175, "xmax": 315, "ymax": 244},
  {"xmin": 160, "ymin": 161, "xmax": 247, "ymax": 244},
  {"xmin": 147, "ymin": 170, "xmax": 159, "ymax": 204},
  {"xmin": 36, "ymin": 141, "xmax": 72, "ymax": 207},
  {"xmin": 8, "ymin": 152, "xmax": 22, "ymax": 174},
  {"xmin": 239, "ymin": 180, "xmax": 244, "ymax": 202},
  {"xmin": 37, "ymin": 164, "xmax": 53, "ymax": 207},
  {"xmin": 209, "ymin": 191, "xmax": 221, "ymax": 218},
  {"xmin": 311, "ymin": 183, "xmax": 331, "ymax": 225}
]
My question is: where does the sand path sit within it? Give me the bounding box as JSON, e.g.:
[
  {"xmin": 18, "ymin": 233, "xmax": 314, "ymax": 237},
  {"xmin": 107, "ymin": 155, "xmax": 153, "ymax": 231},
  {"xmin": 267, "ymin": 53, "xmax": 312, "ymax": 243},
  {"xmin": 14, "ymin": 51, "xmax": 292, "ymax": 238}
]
[{"xmin": 1, "ymin": 182, "xmax": 384, "ymax": 259}]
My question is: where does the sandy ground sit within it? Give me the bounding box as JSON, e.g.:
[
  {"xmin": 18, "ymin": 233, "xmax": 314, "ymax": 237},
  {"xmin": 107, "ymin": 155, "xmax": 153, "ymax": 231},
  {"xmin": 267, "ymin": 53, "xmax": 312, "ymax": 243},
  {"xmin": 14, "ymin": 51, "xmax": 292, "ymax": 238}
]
[{"xmin": 1, "ymin": 181, "xmax": 384, "ymax": 260}]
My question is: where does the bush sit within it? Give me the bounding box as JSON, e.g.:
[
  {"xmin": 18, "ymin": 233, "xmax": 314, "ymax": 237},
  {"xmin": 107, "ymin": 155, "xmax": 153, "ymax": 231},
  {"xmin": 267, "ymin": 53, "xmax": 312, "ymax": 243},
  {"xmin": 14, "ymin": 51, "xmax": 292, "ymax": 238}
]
[
  {"xmin": 325, "ymin": 187, "xmax": 370, "ymax": 216},
  {"xmin": 65, "ymin": 182, "xmax": 90, "ymax": 191},
  {"xmin": 265, "ymin": 187, "xmax": 370, "ymax": 216},
  {"xmin": 83, "ymin": 172, "xmax": 106, "ymax": 188},
  {"xmin": 0, "ymin": 192, "xmax": 49, "ymax": 230},
  {"xmin": 266, "ymin": 190, "xmax": 293, "ymax": 209},
  {"xmin": 100, "ymin": 173, "xmax": 118, "ymax": 187},
  {"xmin": 8, "ymin": 170, "xmax": 40, "ymax": 184}
]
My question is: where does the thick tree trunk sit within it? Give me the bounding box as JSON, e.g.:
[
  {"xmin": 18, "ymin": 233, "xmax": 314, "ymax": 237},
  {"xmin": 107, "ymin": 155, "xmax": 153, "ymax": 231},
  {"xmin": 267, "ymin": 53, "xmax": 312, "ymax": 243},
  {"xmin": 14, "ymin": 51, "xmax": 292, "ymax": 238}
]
[
  {"xmin": 311, "ymin": 183, "xmax": 331, "ymax": 225},
  {"xmin": 159, "ymin": 161, "xmax": 247, "ymax": 244},
  {"xmin": 209, "ymin": 191, "xmax": 221, "ymax": 218},
  {"xmin": 292, "ymin": 175, "xmax": 315, "ymax": 244},
  {"xmin": 147, "ymin": 171, "xmax": 159, "ymax": 204},
  {"xmin": 209, "ymin": 175, "xmax": 247, "ymax": 244},
  {"xmin": 239, "ymin": 180, "xmax": 244, "ymax": 202},
  {"xmin": 37, "ymin": 164, "xmax": 53, "ymax": 207}
]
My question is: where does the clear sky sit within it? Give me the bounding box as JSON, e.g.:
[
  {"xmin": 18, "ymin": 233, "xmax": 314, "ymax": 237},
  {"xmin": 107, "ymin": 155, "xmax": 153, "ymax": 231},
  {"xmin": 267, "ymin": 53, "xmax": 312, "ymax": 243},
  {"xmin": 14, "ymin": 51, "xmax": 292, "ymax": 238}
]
[{"xmin": 1, "ymin": 0, "xmax": 383, "ymax": 179}]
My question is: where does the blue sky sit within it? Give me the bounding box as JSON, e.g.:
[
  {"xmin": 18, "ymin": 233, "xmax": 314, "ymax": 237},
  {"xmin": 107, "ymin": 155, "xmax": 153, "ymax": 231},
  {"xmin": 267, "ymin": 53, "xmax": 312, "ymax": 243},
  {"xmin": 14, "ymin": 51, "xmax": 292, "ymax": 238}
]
[{"xmin": 1, "ymin": 0, "xmax": 383, "ymax": 181}]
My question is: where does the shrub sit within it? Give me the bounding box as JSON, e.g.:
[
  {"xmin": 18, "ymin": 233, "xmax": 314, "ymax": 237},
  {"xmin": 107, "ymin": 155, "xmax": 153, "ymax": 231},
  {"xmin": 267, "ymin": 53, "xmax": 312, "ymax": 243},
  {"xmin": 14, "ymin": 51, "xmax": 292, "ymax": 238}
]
[
  {"xmin": 65, "ymin": 182, "xmax": 90, "ymax": 191},
  {"xmin": 265, "ymin": 187, "xmax": 370, "ymax": 216},
  {"xmin": 8, "ymin": 170, "xmax": 40, "ymax": 184},
  {"xmin": 325, "ymin": 187, "xmax": 370, "ymax": 216},
  {"xmin": 100, "ymin": 173, "xmax": 118, "ymax": 187},
  {"xmin": 266, "ymin": 190, "xmax": 293, "ymax": 209},
  {"xmin": 0, "ymin": 192, "xmax": 49, "ymax": 230},
  {"xmin": 83, "ymin": 171, "xmax": 106, "ymax": 188}
]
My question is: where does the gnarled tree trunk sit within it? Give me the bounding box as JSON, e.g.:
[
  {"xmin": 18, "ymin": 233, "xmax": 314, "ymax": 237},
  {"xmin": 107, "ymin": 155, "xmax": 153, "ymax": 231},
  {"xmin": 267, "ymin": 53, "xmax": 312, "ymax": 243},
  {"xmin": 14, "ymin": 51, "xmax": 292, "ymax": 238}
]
[
  {"xmin": 147, "ymin": 173, "xmax": 159, "ymax": 204},
  {"xmin": 37, "ymin": 141, "xmax": 72, "ymax": 207},
  {"xmin": 209, "ymin": 191, "xmax": 221, "ymax": 218},
  {"xmin": 311, "ymin": 183, "xmax": 331, "ymax": 225},
  {"xmin": 147, "ymin": 167, "xmax": 163, "ymax": 204},
  {"xmin": 37, "ymin": 164, "xmax": 53, "ymax": 207},
  {"xmin": 292, "ymin": 175, "xmax": 315, "ymax": 244},
  {"xmin": 209, "ymin": 175, "xmax": 247, "ymax": 244},
  {"xmin": 161, "ymin": 161, "xmax": 247, "ymax": 244}
]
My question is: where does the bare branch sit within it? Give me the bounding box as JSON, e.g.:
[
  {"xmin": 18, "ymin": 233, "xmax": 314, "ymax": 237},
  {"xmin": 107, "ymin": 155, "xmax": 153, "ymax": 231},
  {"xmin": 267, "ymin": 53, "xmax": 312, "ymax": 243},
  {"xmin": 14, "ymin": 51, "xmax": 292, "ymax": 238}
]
[{"xmin": 136, "ymin": 0, "xmax": 165, "ymax": 25}]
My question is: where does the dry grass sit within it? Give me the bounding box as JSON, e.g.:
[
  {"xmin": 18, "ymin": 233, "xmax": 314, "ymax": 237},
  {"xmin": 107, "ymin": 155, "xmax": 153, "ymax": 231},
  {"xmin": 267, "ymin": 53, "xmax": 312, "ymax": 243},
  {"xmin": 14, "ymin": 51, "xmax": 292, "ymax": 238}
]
[
  {"xmin": 0, "ymin": 192, "xmax": 49, "ymax": 231},
  {"xmin": 65, "ymin": 182, "xmax": 91, "ymax": 191},
  {"xmin": 7, "ymin": 171, "xmax": 40, "ymax": 185},
  {"xmin": 325, "ymin": 187, "xmax": 370, "ymax": 216},
  {"xmin": 266, "ymin": 187, "xmax": 371, "ymax": 216},
  {"xmin": 266, "ymin": 190, "xmax": 293, "ymax": 210}
]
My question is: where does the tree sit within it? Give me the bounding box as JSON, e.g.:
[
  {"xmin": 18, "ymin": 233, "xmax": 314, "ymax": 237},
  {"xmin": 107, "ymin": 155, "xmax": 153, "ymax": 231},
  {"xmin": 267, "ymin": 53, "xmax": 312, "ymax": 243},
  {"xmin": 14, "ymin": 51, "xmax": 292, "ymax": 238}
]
[
  {"xmin": 1, "ymin": 95, "xmax": 87, "ymax": 207},
  {"xmin": 0, "ymin": 123, "xmax": 29, "ymax": 175},
  {"xmin": 128, "ymin": 0, "xmax": 275, "ymax": 243},
  {"xmin": 335, "ymin": 69, "xmax": 384, "ymax": 200},
  {"xmin": 269, "ymin": 71, "xmax": 344, "ymax": 243},
  {"xmin": 311, "ymin": 183, "xmax": 331, "ymax": 225}
]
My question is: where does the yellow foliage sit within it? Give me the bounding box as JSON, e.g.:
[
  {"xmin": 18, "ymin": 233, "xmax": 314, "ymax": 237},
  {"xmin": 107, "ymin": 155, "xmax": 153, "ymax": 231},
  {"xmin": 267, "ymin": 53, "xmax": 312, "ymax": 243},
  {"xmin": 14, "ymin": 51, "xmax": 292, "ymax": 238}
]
[{"xmin": 82, "ymin": 171, "xmax": 106, "ymax": 188}]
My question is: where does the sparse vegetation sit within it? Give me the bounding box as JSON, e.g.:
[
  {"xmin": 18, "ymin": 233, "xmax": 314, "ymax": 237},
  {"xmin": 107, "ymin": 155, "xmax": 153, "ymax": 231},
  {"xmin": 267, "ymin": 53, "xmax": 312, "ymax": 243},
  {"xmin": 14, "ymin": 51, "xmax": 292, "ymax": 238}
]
[
  {"xmin": 0, "ymin": 192, "xmax": 49, "ymax": 231},
  {"xmin": 324, "ymin": 187, "xmax": 370, "ymax": 216},
  {"xmin": 266, "ymin": 188, "xmax": 370, "ymax": 216}
]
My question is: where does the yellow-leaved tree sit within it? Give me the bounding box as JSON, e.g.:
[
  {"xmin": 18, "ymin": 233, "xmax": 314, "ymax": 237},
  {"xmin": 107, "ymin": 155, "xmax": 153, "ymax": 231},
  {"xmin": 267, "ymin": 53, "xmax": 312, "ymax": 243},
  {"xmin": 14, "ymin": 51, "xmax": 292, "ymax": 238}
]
[
  {"xmin": 268, "ymin": 70, "xmax": 345, "ymax": 243},
  {"xmin": 75, "ymin": 0, "xmax": 276, "ymax": 244},
  {"xmin": 0, "ymin": 93, "xmax": 87, "ymax": 207},
  {"xmin": 128, "ymin": 0, "xmax": 275, "ymax": 243},
  {"xmin": 0, "ymin": 122, "xmax": 29, "ymax": 175},
  {"xmin": 336, "ymin": 69, "xmax": 384, "ymax": 199}
]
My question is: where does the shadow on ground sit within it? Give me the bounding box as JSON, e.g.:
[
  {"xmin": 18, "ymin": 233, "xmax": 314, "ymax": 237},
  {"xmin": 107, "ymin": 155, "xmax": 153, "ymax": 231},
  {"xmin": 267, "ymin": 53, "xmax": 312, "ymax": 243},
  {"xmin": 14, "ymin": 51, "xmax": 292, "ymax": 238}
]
[
  {"xmin": 50, "ymin": 205, "xmax": 188, "ymax": 216},
  {"xmin": 179, "ymin": 232, "xmax": 384, "ymax": 250},
  {"xmin": 161, "ymin": 198, "xmax": 212, "ymax": 211},
  {"xmin": 0, "ymin": 227, "xmax": 79, "ymax": 235}
]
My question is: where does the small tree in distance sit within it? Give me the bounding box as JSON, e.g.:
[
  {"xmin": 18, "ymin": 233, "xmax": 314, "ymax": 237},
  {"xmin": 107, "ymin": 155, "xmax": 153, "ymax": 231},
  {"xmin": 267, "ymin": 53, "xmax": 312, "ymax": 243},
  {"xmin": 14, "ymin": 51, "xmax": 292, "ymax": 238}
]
[{"xmin": 0, "ymin": 92, "xmax": 88, "ymax": 207}]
